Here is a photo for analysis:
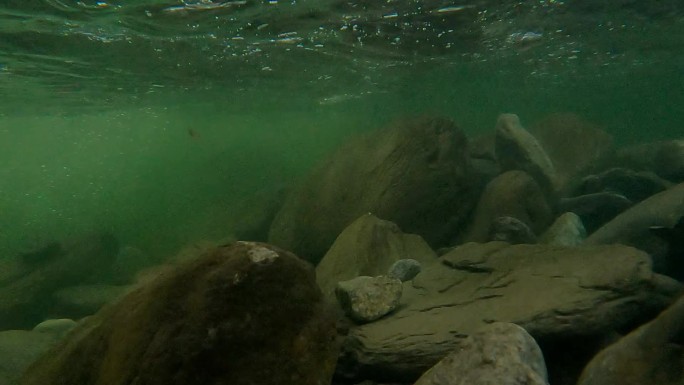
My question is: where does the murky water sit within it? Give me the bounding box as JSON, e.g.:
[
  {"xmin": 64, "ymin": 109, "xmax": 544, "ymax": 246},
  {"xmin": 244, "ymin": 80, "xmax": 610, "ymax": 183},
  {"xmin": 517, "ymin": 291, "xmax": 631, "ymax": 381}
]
[{"xmin": 1, "ymin": 0, "xmax": 683, "ymax": 257}]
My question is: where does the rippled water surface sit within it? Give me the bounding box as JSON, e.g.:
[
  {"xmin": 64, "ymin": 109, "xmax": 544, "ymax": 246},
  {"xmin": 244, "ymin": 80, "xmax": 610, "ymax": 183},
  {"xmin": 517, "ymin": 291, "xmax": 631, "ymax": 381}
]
[{"xmin": 1, "ymin": 0, "xmax": 683, "ymax": 256}]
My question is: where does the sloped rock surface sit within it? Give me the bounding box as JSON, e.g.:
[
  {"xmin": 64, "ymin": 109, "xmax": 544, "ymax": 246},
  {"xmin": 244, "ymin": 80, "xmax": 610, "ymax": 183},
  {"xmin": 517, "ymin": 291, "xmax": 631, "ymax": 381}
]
[
  {"xmin": 316, "ymin": 214, "xmax": 437, "ymax": 300},
  {"xmin": 269, "ymin": 117, "xmax": 479, "ymax": 264},
  {"xmin": 578, "ymin": 294, "xmax": 684, "ymax": 385},
  {"xmin": 336, "ymin": 242, "xmax": 679, "ymax": 381},
  {"xmin": 586, "ymin": 182, "xmax": 684, "ymax": 277},
  {"xmin": 21, "ymin": 242, "xmax": 339, "ymax": 385}
]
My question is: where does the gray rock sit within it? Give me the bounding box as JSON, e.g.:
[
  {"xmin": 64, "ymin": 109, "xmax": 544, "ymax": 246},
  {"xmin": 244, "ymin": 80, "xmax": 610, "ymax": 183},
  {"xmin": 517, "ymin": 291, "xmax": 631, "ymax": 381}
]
[
  {"xmin": 269, "ymin": 117, "xmax": 479, "ymax": 264},
  {"xmin": 335, "ymin": 242, "xmax": 680, "ymax": 381},
  {"xmin": 559, "ymin": 192, "xmax": 633, "ymax": 234},
  {"xmin": 586, "ymin": 182, "xmax": 684, "ymax": 278},
  {"xmin": 578, "ymin": 293, "xmax": 684, "ymax": 385},
  {"xmin": 540, "ymin": 212, "xmax": 586, "ymax": 246},
  {"xmin": 32, "ymin": 319, "xmax": 77, "ymax": 338},
  {"xmin": 495, "ymin": 113, "xmax": 558, "ymax": 196},
  {"xmin": 387, "ymin": 259, "xmax": 422, "ymax": 282},
  {"xmin": 336, "ymin": 276, "xmax": 403, "ymax": 323},
  {"xmin": 316, "ymin": 214, "xmax": 437, "ymax": 300},
  {"xmin": 461, "ymin": 171, "xmax": 552, "ymax": 243},
  {"xmin": 576, "ymin": 167, "xmax": 672, "ymax": 203},
  {"xmin": 489, "ymin": 216, "xmax": 537, "ymax": 244},
  {"xmin": 415, "ymin": 322, "xmax": 548, "ymax": 385}
]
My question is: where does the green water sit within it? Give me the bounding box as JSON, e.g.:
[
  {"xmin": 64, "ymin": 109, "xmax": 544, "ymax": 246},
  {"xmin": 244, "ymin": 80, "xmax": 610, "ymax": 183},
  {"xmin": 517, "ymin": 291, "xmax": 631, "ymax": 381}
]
[{"xmin": 1, "ymin": 0, "xmax": 683, "ymax": 258}]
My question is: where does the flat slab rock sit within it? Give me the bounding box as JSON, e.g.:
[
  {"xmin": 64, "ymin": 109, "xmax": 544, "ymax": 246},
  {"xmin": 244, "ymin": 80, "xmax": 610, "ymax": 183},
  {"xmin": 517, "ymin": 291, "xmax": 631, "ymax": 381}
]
[{"xmin": 337, "ymin": 242, "xmax": 680, "ymax": 380}]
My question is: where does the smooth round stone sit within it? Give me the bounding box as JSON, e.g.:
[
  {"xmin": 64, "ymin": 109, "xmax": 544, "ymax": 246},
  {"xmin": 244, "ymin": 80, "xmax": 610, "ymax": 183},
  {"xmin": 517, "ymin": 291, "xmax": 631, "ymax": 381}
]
[{"xmin": 387, "ymin": 259, "xmax": 422, "ymax": 282}]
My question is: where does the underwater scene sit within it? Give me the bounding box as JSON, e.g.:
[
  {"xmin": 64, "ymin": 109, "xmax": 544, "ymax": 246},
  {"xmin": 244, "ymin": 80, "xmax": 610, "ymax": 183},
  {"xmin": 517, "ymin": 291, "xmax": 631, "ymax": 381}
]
[{"xmin": 1, "ymin": 0, "xmax": 683, "ymax": 384}]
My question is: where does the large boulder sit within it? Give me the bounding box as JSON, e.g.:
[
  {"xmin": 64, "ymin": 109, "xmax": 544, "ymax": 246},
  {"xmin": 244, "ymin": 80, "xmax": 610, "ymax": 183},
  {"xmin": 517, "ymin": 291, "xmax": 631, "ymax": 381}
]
[
  {"xmin": 335, "ymin": 242, "xmax": 679, "ymax": 382},
  {"xmin": 577, "ymin": 294, "xmax": 684, "ymax": 385},
  {"xmin": 461, "ymin": 170, "xmax": 553, "ymax": 243},
  {"xmin": 20, "ymin": 242, "xmax": 339, "ymax": 385},
  {"xmin": 316, "ymin": 214, "xmax": 437, "ymax": 299},
  {"xmin": 528, "ymin": 113, "xmax": 613, "ymax": 191},
  {"xmin": 269, "ymin": 117, "xmax": 479, "ymax": 264},
  {"xmin": 0, "ymin": 233, "xmax": 119, "ymax": 330},
  {"xmin": 585, "ymin": 182, "xmax": 684, "ymax": 278}
]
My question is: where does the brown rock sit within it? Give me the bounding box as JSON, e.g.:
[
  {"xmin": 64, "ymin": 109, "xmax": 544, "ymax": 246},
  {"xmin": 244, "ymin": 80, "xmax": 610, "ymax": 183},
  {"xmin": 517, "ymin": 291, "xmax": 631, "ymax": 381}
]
[
  {"xmin": 336, "ymin": 242, "xmax": 679, "ymax": 381},
  {"xmin": 495, "ymin": 114, "xmax": 558, "ymax": 195},
  {"xmin": 21, "ymin": 242, "xmax": 339, "ymax": 385},
  {"xmin": 609, "ymin": 140, "xmax": 684, "ymax": 183},
  {"xmin": 462, "ymin": 171, "xmax": 553, "ymax": 243},
  {"xmin": 316, "ymin": 214, "xmax": 437, "ymax": 300},
  {"xmin": 529, "ymin": 113, "xmax": 613, "ymax": 190},
  {"xmin": 269, "ymin": 117, "xmax": 479, "ymax": 264},
  {"xmin": 577, "ymin": 294, "xmax": 684, "ymax": 385}
]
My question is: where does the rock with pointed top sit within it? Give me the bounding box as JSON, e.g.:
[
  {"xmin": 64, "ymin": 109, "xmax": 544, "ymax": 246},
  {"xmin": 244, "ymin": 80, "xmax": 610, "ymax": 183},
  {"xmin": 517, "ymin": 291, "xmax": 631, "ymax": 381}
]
[{"xmin": 495, "ymin": 114, "xmax": 558, "ymax": 196}]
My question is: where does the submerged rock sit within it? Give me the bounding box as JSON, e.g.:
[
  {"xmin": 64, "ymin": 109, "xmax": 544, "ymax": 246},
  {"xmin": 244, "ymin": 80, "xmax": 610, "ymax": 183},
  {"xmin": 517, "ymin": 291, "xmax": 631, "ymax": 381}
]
[
  {"xmin": 575, "ymin": 167, "xmax": 671, "ymax": 204},
  {"xmin": 461, "ymin": 170, "xmax": 552, "ymax": 243},
  {"xmin": 489, "ymin": 216, "xmax": 537, "ymax": 244},
  {"xmin": 20, "ymin": 242, "xmax": 339, "ymax": 385},
  {"xmin": 610, "ymin": 140, "xmax": 684, "ymax": 183},
  {"xmin": 578, "ymin": 293, "xmax": 684, "ymax": 385},
  {"xmin": 529, "ymin": 113, "xmax": 613, "ymax": 191},
  {"xmin": 316, "ymin": 214, "xmax": 437, "ymax": 300},
  {"xmin": 335, "ymin": 242, "xmax": 679, "ymax": 382},
  {"xmin": 540, "ymin": 212, "xmax": 586, "ymax": 246},
  {"xmin": 269, "ymin": 117, "xmax": 479, "ymax": 264},
  {"xmin": 387, "ymin": 259, "xmax": 422, "ymax": 282},
  {"xmin": 50, "ymin": 284, "xmax": 131, "ymax": 319},
  {"xmin": 414, "ymin": 322, "xmax": 549, "ymax": 385},
  {"xmin": 559, "ymin": 192, "xmax": 633, "ymax": 234},
  {"xmin": 0, "ymin": 330, "xmax": 62, "ymax": 385},
  {"xmin": 32, "ymin": 319, "xmax": 77, "ymax": 338},
  {"xmin": 586, "ymin": 182, "xmax": 684, "ymax": 279},
  {"xmin": 495, "ymin": 113, "xmax": 558, "ymax": 196},
  {"xmin": 336, "ymin": 276, "xmax": 403, "ymax": 323},
  {"xmin": 0, "ymin": 232, "xmax": 119, "ymax": 330}
]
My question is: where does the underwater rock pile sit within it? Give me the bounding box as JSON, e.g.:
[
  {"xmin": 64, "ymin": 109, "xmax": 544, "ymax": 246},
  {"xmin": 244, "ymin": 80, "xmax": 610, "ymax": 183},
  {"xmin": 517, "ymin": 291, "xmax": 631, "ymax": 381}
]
[
  {"xmin": 268, "ymin": 116, "xmax": 481, "ymax": 264},
  {"xmin": 3, "ymin": 112, "xmax": 684, "ymax": 385}
]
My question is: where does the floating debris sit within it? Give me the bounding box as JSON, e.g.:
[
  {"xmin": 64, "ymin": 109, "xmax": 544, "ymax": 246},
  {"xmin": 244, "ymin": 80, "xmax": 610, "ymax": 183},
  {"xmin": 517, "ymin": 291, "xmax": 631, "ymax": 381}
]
[
  {"xmin": 433, "ymin": 5, "xmax": 475, "ymax": 14},
  {"xmin": 162, "ymin": 1, "xmax": 247, "ymax": 15},
  {"xmin": 507, "ymin": 31, "xmax": 544, "ymax": 46}
]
